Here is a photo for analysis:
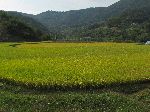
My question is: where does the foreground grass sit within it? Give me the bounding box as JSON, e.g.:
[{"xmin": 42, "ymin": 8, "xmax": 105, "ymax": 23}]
[
  {"xmin": 0, "ymin": 82, "xmax": 150, "ymax": 112},
  {"xmin": 0, "ymin": 42, "xmax": 150, "ymax": 88}
]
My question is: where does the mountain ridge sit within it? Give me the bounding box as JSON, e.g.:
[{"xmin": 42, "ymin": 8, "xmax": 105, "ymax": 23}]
[
  {"xmin": 1, "ymin": 0, "xmax": 150, "ymax": 42},
  {"xmin": 30, "ymin": 0, "xmax": 150, "ymax": 32}
]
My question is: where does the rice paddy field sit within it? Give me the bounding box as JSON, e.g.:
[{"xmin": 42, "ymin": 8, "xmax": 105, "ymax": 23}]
[
  {"xmin": 0, "ymin": 42, "xmax": 149, "ymax": 88},
  {"xmin": 0, "ymin": 42, "xmax": 150, "ymax": 88},
  {"xmin": 0, "ymin": 42, "xmax": 150, "ymax": 112}
]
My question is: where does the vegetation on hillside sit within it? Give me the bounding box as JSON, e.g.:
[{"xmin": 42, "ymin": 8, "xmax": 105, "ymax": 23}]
[
  {"xmin": 26, "ymin": 0, "xmax": 150, "ymax": 42},
  {"xmin": 33, "ymin": 0, "xmax": 150, "ymax": 31},
  {"xmin": 0, "ymin": 11, "xmax": 45, "ymax": 41},
  {"xmin": 78, "ymin": 7, "xmax": 150, "ymax": 42},
  {"xmin": 1, "ymin": 0, "xmax": 150, "ymax": 42}
]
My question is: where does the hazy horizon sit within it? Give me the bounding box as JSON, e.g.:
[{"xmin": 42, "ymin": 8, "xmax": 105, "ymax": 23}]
[{"xmin": 0, "ymin": 0, "xmax": 120, "ymax": 14}]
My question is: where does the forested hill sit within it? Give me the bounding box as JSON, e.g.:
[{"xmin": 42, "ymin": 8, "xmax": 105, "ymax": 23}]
[
  {"xmin": 0, "ymin": 11, "xmax": 47, "ymax": 41},
  {"xmin": 107, "ymin": 0, "xmax": 150, "ymax": 16},
  {"xmin": 7, "ymin": 11, "xmax": 48, "ymax": 34},
  {"xmin": 32, "ymin": 0, "xmax": 150, "ymax": 31},
  {"xmin": 34, "ymin": 7, "xmax": 107, "ymax": 29},
  {"xmin": 80, "ymin": 6, "xmax": 150, "ymax": 42},
  {"xmin": 1, "ymin": 0, "xmax": 150, "ymax": 42}
]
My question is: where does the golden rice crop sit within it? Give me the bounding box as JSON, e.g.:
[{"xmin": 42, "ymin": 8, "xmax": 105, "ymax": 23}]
[{"xmin": 0, "ymin": 42, "xmax": 149, "ymax": 87}]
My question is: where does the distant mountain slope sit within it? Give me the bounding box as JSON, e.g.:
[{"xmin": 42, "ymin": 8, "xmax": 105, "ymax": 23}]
[
  {"xmin": 35, "ymin": 7, "xmax": 107, "ymax": 28},
  {"xmin": 32, "ymin": 0, "xmax": 150, "ymax": 32},
  {"xmin": 0, "ymin": 11, "xmax": 45, "ymax": 41},
  {"xmin": 7, "ymin": 11, "xmax": 48, "ymax": 34},
  {"xmin": 80, "ymin": 6, "xmax": 150, "ymax": 42},
  {"xmin": 1, "ymin": 0, "xmax": 150, "ymax": 42}
]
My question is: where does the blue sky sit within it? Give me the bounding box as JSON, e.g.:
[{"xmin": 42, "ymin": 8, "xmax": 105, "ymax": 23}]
[{"xmin": 0, "ymin": 0, "xmax": 119, "ymax": 14}]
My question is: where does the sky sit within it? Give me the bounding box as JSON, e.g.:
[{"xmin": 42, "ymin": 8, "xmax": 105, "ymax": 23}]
[{"xmin": 0, "ymin": 0, "xmax": 120, "ymax": 14}]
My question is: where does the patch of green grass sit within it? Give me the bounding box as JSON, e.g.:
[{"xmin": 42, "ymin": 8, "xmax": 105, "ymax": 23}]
[
  {"xmin": 0, "ymin": 42, "xmax": 150, "ymax": 88},
  {"xmin": 0, "ymin": 82, "xmax": 150, "ymax": 112}
]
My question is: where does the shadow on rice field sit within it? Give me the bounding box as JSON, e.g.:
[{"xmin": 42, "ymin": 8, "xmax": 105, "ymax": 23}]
[
  {"xmin": 0, "ymin": 77, "xmax": 150, "ymax": 94},
  {"xmin": 9, "ymin": 43, "xmax": 22, "ymax": 47}
]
